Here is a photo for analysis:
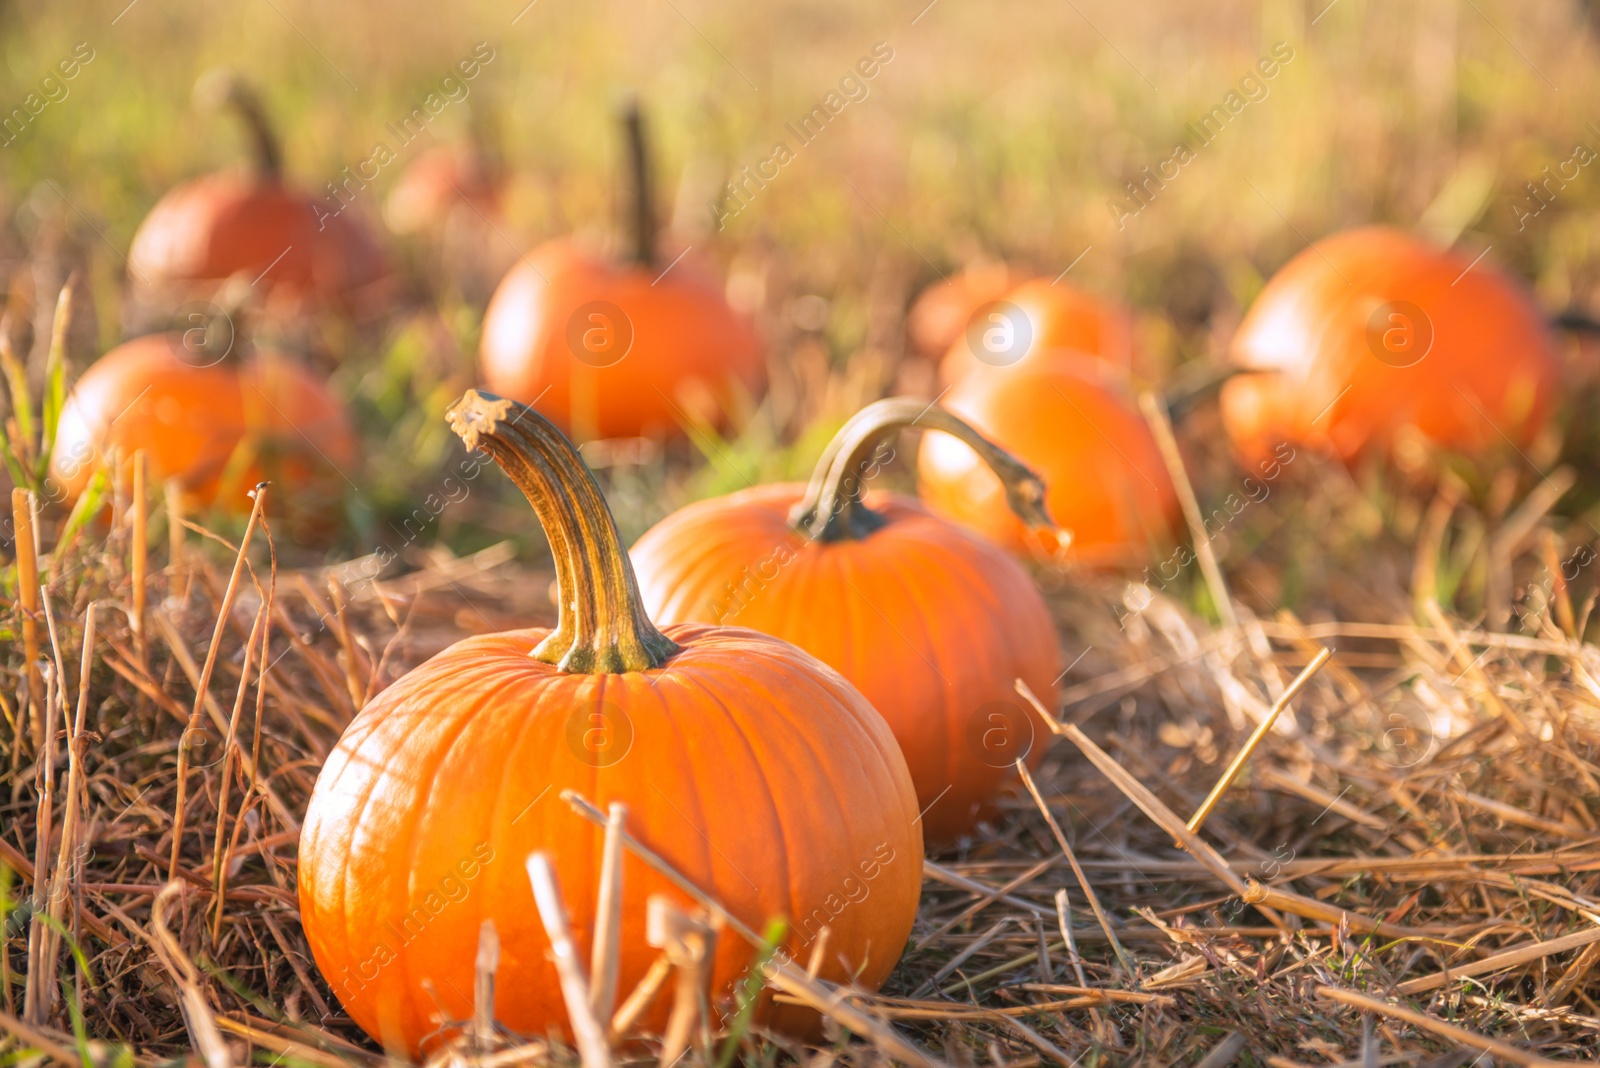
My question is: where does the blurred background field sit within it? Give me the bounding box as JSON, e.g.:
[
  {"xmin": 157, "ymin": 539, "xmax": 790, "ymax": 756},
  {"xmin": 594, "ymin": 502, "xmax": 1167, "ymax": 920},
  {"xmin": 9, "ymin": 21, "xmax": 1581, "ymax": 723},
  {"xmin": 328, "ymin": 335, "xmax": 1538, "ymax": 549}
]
[{"xmin": 5, "ymin": 0, "xmax": 1600, "ymax": 569}]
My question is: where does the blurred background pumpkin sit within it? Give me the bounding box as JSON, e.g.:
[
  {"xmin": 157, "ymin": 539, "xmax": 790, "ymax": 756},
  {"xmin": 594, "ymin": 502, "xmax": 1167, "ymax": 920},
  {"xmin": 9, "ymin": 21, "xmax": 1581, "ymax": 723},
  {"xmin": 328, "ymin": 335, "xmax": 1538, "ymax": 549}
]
[
  {"xmin": 50, "ymin": 324, "xmax": 357, "ymax": 542},
  {"xmin": 918, "ymin": 360, "xmax": 1179, "ymax": 568},
  {"xmin": 938, "ymin": 276, "xmax": 1138, "ymax": 385},
  {"xmin": 382, "ymin": 115, "xmax": 513, "ymax": 305},
  {"xmin": 1219, "ymin": 226, "xmax": 1560, "ymax": 468},
  {"xmin": 126, "ymin": 71, "xmax": 391, "ymax": 325},
  {"xmin": 478, "ymin": 100, "xmax": 763, "ymax": 441}
]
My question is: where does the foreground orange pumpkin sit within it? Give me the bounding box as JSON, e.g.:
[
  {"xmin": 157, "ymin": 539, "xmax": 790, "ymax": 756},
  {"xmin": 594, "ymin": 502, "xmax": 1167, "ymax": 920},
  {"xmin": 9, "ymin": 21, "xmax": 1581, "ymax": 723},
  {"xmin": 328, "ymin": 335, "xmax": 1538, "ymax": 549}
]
[
  {"xmin": 128, "ymin": 75, "xmax": 388, "ymax": 312},
  {"xmin": 50, "ymin": 332, "xmax": 356, "ymax": 528},
  {"xmin": 918, "ymin": 361, "xmax": 1178, "ymax": 567},
  {"xmin": 480, "ymin": 104, "xmax": 761, "ymax": 440},
  {"xmin": 1221, "ymin": 226, "xmax": 1559, "ymax": 465},
  {"xmin": 631, "ymin": 399, "xmax": 1063, "ymax": 843},
  {"xmin": 938, "ymin": 276, "xmax": 1136, "ymax": 385},
  {"xmin": 298, "ymin": 390, "xmax": 921, "ymax": 1057}
]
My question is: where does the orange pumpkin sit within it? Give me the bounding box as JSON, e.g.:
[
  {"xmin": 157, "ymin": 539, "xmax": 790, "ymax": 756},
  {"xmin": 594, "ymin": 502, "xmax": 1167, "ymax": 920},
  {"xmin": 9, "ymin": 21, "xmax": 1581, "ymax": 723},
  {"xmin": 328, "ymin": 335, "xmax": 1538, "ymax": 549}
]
[
  {"xmin": 906, "ymin": 260, "xmax": 1018, "ymax": 358},
  {"xmin": 298, "ymin": 390, "xmax": 921, "ymax": 1057},
  {"xmin": 383, "ymin": 142, "xmax": 503, "ymax": 237},
  {"xmin": 479, "ymin": 103, "xmax": 762, "ymax": 440},
  {"xmin": 630, "ymin": 399, "xmax": 1063, "ymax": 843},
  {"xmin": 50, "ymin": 332, "xmax": 356, "ymax": 526},
  {"xmin": 938, "ymin": 276, "xmax": 1136, "ymax": 385},
  {"xmin": 128, "ymin": 75, "xmax": 388, "ymax": 312},
  {"xmin": 918, "ymin": 361, "xmax": 1178, "ymax": 567},
  {"xmin": 1221, "ymin": 226, "xmax": 1559, "ymax": 465}
]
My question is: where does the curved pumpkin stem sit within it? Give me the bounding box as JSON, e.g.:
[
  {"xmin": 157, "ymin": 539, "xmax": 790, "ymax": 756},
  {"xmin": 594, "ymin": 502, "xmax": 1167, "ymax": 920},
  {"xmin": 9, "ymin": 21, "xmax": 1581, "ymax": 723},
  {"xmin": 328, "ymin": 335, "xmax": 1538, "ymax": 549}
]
[
  {"xmin": 789, "ymin": 397, "xmax": 1055, "ymax": 543},
  {"xmin": 198, "ymin": 72, "xmax": 282, "ymax": 180},
  {"xmin": 622, "ymin": 98, "xmax": 654, "ymax": 267},
  {"xmin": 447, "ymin": 389, "xmax": 681, "ymax": 673}
]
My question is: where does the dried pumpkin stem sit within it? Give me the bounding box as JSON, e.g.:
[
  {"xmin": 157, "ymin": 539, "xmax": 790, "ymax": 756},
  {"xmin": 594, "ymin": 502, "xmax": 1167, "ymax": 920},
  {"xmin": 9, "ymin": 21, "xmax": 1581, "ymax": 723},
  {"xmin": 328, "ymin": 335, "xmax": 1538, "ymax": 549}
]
[
  {"xmin": 223, "ymin": 81, "xmax": 283, "ymax": 180},
  {"xmin": 789, "ymin": 397, "xmax": 1054, "ymax": 543},
  {"xmin": 447, "ymin": 389, "xmax": 680, "ymax": 673},
  {"xmin": 622, "ymin": 99, "xmax": 654, "ymax": 267},
  {"xmin": 198, "ymin": 71, "xmax": 280, "ymax": 179}
]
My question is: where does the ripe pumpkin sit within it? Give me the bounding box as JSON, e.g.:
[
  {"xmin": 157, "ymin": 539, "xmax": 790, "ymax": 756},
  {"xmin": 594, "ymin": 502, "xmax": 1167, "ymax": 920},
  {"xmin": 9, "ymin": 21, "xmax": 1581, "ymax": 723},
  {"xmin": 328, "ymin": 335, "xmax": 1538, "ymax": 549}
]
[
  {"xmin": 906, "ymin": 260, "xmax": 1019, "ymax": 358},
  {"xmin": 128, "ymin": 75, "xmax": 388, "ymax": 312},
  {"xmin": 298, "ymin": 390, "xmax": 921, "ymax": 1057},
  {"xmin": 630, "ymin": 398, "xmax": 1063, "ymax": 843},
  {"xmin": 1221, "ymin": 226, "xmax": 1559, "ymax": 465},
  {"xmin": 383, "ymin": 142, "xmax": 503, "ymax": 236},
  {"xmin": 50, "ymin": 332, "xmax": 356, "ymax": 529},
  {"xmin": 917, "ymin": 361, "xmax": 1179, "ymax": 567},
  {"xmin": 479, "ymin": 103, "xmax": 762, "ymax": 440},
  {"xmin": 938, "ymin": 276, "xmax": 1136, "ymax": 385}
]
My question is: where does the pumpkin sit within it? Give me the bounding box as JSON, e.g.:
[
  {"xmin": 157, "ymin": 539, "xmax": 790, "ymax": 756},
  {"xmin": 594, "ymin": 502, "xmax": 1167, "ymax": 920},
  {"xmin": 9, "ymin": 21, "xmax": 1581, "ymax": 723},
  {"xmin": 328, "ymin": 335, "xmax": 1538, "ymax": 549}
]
[
  {"xmin": 938, "ymin": 276, "xmax": 1136, "ymax": 385},
  {"xmin": 906, "ymin": 260, "xmax": 1019, "ymax": 358},
  {"xmin": 297, "ymin": 390, "xmax": 921, "ymax": 1057},
  {"xmin": 917, "ymin": 361, "xmax": 1179, "ymax": 567},
  {"xmin": 50, "ymin": 332, "xmax": 356, "ymax": 533},
  {"xmin": 128, "ymin": 74, "xmax": 388, "ymax": 312},
  {"xmin": 630, "ymin": 398, "xmax": 1063, "ymax": 843},
  {"xmin": 478, "ymin": 102, "xmax": 762, "ymax": 440},
  {"xmin": 1221, "ymin": 226, "xmax": 1559, "ymax": 465},
  {"xmin": 384, "ymin": 139, "xmax": 511, "ymax": 304},
  {"xmin": 383, "ymin": 142, "xmax": 503, "ymax": 237}
]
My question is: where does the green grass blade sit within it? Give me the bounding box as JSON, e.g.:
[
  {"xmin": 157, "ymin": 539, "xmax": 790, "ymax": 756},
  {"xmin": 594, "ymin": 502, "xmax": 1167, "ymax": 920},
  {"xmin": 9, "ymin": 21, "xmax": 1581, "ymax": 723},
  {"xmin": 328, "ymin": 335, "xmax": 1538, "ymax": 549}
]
[
  {"xmin": 713, "ymin": 918, "xmax": 788, "ymax": 1068},
  {"xmin": 0, "ymin": 340, "xmax": 35, "ymax": 461}
]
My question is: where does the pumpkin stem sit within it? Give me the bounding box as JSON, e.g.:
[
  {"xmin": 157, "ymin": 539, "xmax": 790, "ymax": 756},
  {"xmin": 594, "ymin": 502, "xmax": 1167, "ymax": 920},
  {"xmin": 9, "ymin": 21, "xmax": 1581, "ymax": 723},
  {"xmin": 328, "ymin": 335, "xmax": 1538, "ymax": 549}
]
[
  {"xmin": 447, "ymin": 389, "xmax": 681, "ymax": 673},
  {"xmin": 196, "ymin": 71, "xmax": 283, "ymax": 180},
  {"xmin": 789, "ymin": 397, "xmax": 1055, "ymax": 543},
  {"xmin": 622, "ymin": 98, "xmax": 655, "ymax": 267}
]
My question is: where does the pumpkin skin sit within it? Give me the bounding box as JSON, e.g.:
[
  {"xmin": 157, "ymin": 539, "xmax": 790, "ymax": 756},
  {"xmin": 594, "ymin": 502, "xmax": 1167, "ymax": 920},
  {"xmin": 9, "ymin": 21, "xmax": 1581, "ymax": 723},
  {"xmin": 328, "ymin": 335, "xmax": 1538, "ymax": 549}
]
[
  {"xmin": 479, "ymin": 238, "xmax": 763, "ymax": 439},
  {"xmin": 907, "ymin": 261, "xmax": 1019, "ymax": 358},
  {"xmin": 631, "ymin": 482, "xmax": 1061, "ymax": 844},
  {"xmin": 939, "ymin": 277, "xmax": 1136, "ymax": 385},
  {"xmin": 918, "ymin": 362, "xmax": 1178, "ymax": 567},
  {"xmin": 49, "ymin": 333, "xmax": 356, "ymax": 520},
  {"xmin": 1222, "ymin": 226, "xmax": 1559, "ymax": 465},
  {"xmin": 298, "ymin": 391, "xmax": 921, "ymax": 1058},
  {"xmin": 1217, "ymin": 372, "xmax": 1300, "ymax": 469},
  {"xmin": 129, "ymin": 171, "xmax": 389, "ymax": 311}
]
